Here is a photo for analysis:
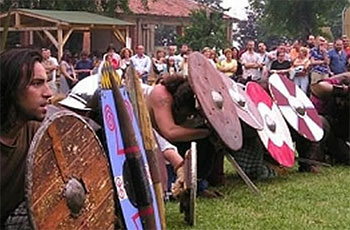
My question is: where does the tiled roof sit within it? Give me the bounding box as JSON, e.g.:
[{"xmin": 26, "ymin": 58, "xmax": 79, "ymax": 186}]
[{"xmin": 124, "ymin": 0, "xmax": 209, "ymax": 17}]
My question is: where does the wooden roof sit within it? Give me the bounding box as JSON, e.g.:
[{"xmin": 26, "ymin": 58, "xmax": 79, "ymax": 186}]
[{"xmin": 0, "ymin": 8, "xmax": 134, "ymax": 26}]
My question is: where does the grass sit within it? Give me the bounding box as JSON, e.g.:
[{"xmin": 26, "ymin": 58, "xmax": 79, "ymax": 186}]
[{"xmin": 165, "ymin": 161, "xmax": 350, "ymax": 230}]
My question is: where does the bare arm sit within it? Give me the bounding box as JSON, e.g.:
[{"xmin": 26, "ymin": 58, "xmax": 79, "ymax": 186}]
[
  {"xmin": 150, "ymin": 86, "xmax": 210, "ymax": 142},
  {"xmin": 310, "ymin": 81, "xmax": 334, "ymax": 100},
  {"xmin": 60, "ymin": 63, "xmax": 77, "ymax": 81},
  {"xmin": 311, "ymin": 73, "xmax": 350, "ymax": 99}
]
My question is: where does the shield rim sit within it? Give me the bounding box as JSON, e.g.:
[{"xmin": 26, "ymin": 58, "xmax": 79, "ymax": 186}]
[{"xmin": 189, "ymin": 141, "xmax": 197, "ymax": 226}]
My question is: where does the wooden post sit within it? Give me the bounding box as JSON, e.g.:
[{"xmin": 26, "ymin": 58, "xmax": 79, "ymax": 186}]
[
  {"xmin": 15, "ymin": 12, "xmax": 20, "ymax": 27},
  {"xmin": 82, "ymin": 31, "xmax": 91, "ymax": 54},
  {"xmin": 149, "ymin": 24, "xmax": 155, "ymax": 54},
  {"xmin": 57, "ymin": 29, "xmax": 63, "ymax": 61},
  {"xmin": 29, "ymin": 31, "xmax": 34, "ymax": 45}
]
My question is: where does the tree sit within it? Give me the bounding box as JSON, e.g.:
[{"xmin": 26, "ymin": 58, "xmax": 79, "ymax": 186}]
[
  {"xmin": 248, "ymin": 0, "xmax": 349, "ymax": 40},
  {"xmin": 177, "ymin": 9, "xmax": 229, "ymax": 51},
  {"xmin": 193, "ymin": 0, "xmax": 226, "ymax": 12},
  {"xmin": 0, "ymin": 0, "xmax": 149, "ymax": 15},
  {"xmin": 233, "ymin": 4, "xmax": 286, "ymax": 49}
]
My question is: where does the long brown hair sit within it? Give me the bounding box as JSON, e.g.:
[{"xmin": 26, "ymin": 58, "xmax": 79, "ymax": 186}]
[{"xmin": 0, "ymin": 48, "xmax": 42, "ymax": 131}]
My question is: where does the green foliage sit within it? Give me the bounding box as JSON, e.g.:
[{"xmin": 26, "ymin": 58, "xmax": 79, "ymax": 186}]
[
  {"xmin": 193, "ymin": 0, "xmax": 226, "ymax": 12},
  {"xmin": 177, "ymin": 10, "xmax": 229, "ymax": 51},
  {"xmin": 0, "ymin": 0, "xmax": 132, "ymax": 16},
  {"xmin": 166, "ymin": 163, "xmax": 350, "ymax": 229},
  {"xmin": 248, "ymin": 0, "xmax": 349, "ymax": 40}
]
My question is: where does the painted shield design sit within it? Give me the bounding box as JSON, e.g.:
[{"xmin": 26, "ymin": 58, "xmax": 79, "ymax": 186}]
[
  {"xmin": 268, "ymin": 74, "xmax": 324, "ymax": 142},
  {"xmin": 223, "ymin": 76, "xmax": 264, "ymax": 130},
  {"xmin": 246, "ymin": 82, "xmax": 295, "ymax": 167},
  {"xmin": 188, "ymin": 52, "xmax": 242, "ymax": 151},
  {"xmin": 26, "ymin": 110, "xmax": 116, "ymax": 230}
]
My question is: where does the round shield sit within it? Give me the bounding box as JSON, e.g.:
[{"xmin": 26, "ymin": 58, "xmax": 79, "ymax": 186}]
[
  {"xmin": 188, "ymin": 52, "xmax": 242, "ymax": 150},
  {"xmin": 26, "ymin": 110, "xmax": 116, "ymax": 230},
  {"xmin": 268, "ymin": 74, "xmax": 324, "ymax": 142},
  {"xmin": 223, "ymin": 76, "xmax": 264, "ymax": 130},
  {"xmin": 246, "ymin": 82, "xmax": 294, "ymax": 167},
  {"xmin": 180, "ymin": 142, "xmax": 197, "ymax": 226}
]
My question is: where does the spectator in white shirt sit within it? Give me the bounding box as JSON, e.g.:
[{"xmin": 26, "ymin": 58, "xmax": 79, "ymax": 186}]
[
  {"xmin": 131, "ymin": 45, "xmax": 152, "ymax": 83},
  {"xmin": 240, "ymin": 40, "xmax": 262, "ymax": 80}
]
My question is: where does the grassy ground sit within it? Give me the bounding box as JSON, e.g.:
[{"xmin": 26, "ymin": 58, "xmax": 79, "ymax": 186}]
[{"xmin": 165, "ymin": 161, "xmax": 350, "ymax": 230}]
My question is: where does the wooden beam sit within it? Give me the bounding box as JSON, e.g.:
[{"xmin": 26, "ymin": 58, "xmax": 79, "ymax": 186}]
[
  {"xmin": 62, "ymin": 28, "xmax": 73, "ymax": 46},
  {"xmin": 113, "ymin": 31, "xmax": 125, "ymax": 45},
  {"xmin": 0, "ymin": 11, "xmax": 15, "ymax": 19},
  {"xmin": 0, "ymin": 27, "xmax": 58, "ymax": 32},
  {"xmin": 114, "ymin": 28, "xmax": 126, "ymax": 44},
  {"xmin": 35, "ymin": 31, "xmax": 45, "ymax": 43},
  {"xmin": 43, "ymin": 30, "xmax": 58, "ymax": 48},
  {"xmin": 57, "ymin": 29, "xmax": 63, "ymax": 61}
]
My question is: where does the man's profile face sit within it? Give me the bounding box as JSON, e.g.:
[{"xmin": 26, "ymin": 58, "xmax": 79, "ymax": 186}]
[{"xmin": 16, "ymin": 62, "xmax": 52, "ymax": 122}]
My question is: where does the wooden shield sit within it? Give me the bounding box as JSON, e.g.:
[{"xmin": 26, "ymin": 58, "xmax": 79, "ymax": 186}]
[
  {"xmin": 269, "ymin": 74, "xmax": 324, "ymax": 142},
  {"xmin": 26, "ymin": 110, "xmax": 115, "ymax": 230},
  {"xmin": 223, "ymin": 76, "xmax": 264, "ymax": 130},
  {"xmin": 246, "ymin": 82, "xmax": 295, "ymax": 167},
  {"xmin": 181, "ymin": 142, "xmax": 197, "ymax": 226},
  {"xmin": 188, "ymin": 52, "xmax": 242, "ymax": 150}
]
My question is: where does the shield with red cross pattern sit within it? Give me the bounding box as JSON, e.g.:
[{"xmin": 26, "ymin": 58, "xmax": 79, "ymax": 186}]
[
  {"xmin": 246, "ymin": 82, "xmax": 295, "ymax": 167},
  {"xmin": 268, "ymin": 74, "xmax": 324, "ymax": 142}
]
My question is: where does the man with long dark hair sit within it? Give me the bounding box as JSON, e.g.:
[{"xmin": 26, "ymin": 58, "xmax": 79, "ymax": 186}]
[
  {"xmin": 147, "ymin": 74, "xmax": 221, "ymax": 197},
  {"xmin": 0, "ymin": 48, "xmax": 52, "ymax": 229}
]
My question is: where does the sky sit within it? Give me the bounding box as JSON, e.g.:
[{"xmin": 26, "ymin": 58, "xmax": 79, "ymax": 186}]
[{"xmin": 221, "ymin": 0, "xmax": 249, "ymax": 20}]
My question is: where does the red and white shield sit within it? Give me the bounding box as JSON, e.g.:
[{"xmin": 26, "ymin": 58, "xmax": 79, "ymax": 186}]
[
  {"xmin": 268, "ymin": 74, "xmax": 324, "ymax": 142},
  {"xmin": 223, "ymin": 76, "xmax": 264, "ymax": 130},
  {"xmin": 246, "ymin": 82, "xmax": 294, "ymax": 167}
]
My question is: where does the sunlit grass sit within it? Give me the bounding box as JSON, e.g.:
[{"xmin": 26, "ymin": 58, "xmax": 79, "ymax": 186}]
[{"xmin": 166, "ymin": 161, "xmax": 350, "ymax": 230}]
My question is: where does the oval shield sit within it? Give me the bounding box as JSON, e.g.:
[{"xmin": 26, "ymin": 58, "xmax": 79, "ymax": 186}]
[
  {"xmin": 223, "ymin": 76, "xmax": 264, "ymax": 130},
  {"xmin": 246, "ymin": 82, "xmax": 295, "ymax": 167},
  {"xmin": 269, "ymin": 74, "xmax": 324, "ymax": 142},
  {"xmin": 188, "ymin": 52, "xmax": 242, "ymax": 151},
  {"xmin": 26, "ymin": 110, "xmax": 116, "ymax": 230}
]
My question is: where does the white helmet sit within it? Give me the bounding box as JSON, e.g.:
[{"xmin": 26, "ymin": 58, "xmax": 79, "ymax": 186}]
[{"xmin": 59, "ymin": 74, "xmax": 99, "ymax": 111}]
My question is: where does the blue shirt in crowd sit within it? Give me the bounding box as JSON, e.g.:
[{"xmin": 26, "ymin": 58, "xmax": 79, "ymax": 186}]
[
  {"xmin": 328, "ymin": 49, "xmax": 347, "ymax": 75},
  {"xmin": 75, "ymin": 59, "xmax": 93, "ymax": 80},
  {"xmin": 310, "ymin": 47, "xmax": 329, "ymax": 74}
]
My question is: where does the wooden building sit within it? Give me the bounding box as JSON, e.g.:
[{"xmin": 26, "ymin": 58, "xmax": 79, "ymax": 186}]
[{"xmin": 0, "ymin": 8, "xmax": 133, "ymax": 59}]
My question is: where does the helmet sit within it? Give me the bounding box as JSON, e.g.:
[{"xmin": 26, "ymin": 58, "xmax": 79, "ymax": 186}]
[{"xmin": 59, "ymin": 74, "xmax": 99, "ymax": 111}]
